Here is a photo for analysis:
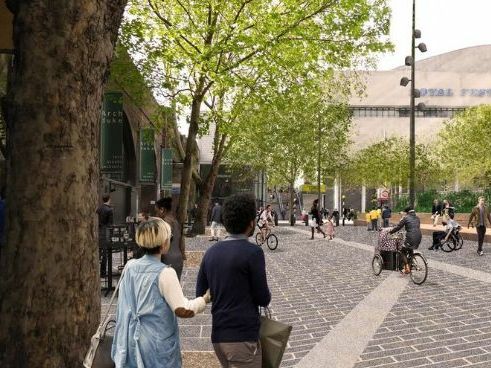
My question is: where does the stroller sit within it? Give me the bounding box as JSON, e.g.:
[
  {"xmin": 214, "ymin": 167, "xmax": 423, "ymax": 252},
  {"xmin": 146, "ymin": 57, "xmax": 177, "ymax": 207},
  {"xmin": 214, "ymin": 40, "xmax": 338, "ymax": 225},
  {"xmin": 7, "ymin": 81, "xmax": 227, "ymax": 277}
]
[
  {"xmin": 375, "ymin": 228, "xmax": 403, "ymax": 253},
  {"xmin": 372, "ymin": 228, "xmax": 428, "ymax": 285}
]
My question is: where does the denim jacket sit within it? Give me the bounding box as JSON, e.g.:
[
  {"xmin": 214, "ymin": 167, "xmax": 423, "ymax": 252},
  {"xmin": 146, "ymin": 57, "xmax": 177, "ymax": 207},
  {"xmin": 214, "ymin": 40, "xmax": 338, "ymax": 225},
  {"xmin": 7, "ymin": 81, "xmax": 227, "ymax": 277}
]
[{"xmin": 111, "ymin": 255, "xmax": 181, "ymax": 367}]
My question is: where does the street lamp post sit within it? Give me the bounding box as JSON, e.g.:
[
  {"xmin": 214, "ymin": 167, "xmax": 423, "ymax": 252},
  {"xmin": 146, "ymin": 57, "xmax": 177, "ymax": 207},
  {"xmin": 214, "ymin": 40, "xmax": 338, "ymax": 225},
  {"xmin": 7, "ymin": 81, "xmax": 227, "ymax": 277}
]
[
  {"xmin": 317, "ymin": 118, "xmax": 322, "ymax": 207},
  {"xmin": 400, "ymin": 0, "xmax": 427, "ymax": 208}
]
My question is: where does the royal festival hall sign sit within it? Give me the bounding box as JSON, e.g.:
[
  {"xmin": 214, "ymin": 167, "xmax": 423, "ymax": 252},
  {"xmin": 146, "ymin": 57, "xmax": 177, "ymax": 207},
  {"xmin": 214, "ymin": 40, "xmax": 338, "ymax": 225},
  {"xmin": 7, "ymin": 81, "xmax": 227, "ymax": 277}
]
[{"xmin": 419, "ymin": 88, "xmax": 491, "ymax": 97}]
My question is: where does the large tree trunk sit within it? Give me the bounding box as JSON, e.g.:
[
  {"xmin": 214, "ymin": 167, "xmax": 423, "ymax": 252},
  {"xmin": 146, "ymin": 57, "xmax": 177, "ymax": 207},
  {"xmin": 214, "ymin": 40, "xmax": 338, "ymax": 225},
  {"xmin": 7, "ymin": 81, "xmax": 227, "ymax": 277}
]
[
  {"xmin": 191, "ymin": 154, "xmax": 222, "ymax": 234},
  {"xmin": 177, "ymin": 88, "xmax": 204, "ymax": 245},
  {"xmin": 0, "ymin": 1, "xmax": 126, "ymax": 367}
]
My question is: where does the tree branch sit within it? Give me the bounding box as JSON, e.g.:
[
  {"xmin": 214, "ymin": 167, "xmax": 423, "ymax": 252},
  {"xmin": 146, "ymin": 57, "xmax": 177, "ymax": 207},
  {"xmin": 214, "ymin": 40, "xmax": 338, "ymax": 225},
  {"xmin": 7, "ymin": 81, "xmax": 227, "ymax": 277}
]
[
  {"xmin": 221, "ymin": 0, "xmax": 337, "ymax": 73},
  {"xmin": 176, "ymin": 0, "xmax": 199, "ymax": 30},
  {"xmin": 147, "ymin": 0, "xmax": 203, "ymax": 55}
]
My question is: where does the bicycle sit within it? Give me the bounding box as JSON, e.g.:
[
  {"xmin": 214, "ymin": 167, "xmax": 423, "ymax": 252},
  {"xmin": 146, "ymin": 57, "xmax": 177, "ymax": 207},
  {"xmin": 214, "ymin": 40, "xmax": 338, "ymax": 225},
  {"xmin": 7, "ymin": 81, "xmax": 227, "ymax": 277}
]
[
  {"xmin": 440, "ymin": 226, "xmax": 464, "ymax": 252},
  {"xmin": 372, "ymin": 241, "xmax": 428, "ymax": 285},
  {"xmin": 255, "ymin": 226, "xmax": 278, "ymax": 250}
]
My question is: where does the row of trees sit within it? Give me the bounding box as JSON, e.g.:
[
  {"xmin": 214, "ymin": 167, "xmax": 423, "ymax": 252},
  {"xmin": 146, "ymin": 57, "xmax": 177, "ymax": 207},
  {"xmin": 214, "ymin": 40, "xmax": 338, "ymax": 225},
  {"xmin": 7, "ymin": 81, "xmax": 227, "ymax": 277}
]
[
  {"xmin": 339, "ymin": 104, "xmax": 491, "ymax": 201},
  {"xmin": 120, "ymin": 0, "xmax": 392, "ymax": 238},
  {"xmin": 226, "ymin": 80, "xmax": 352, "ymax": 214},
  {"xmin": 439, "ymin": 104, "xmax": 491, "ymax": 188},
  {"xmin": 341, "ymin": 137, "xmax": 441, "ymax": 191},
  {"xmin": 0, "ymin": 0, "xmax": 393, "ymax": 366}
]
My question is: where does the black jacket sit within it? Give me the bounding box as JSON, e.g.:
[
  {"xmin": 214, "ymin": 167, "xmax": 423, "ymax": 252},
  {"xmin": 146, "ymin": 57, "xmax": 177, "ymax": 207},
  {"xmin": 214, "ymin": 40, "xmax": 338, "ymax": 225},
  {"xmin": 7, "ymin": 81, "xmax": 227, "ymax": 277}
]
[
  {"xmin": 431, "ymin": 203, "xmax": 442, "ymax": 215},
  {"xmin": 96, "ymin": 204, "xmax": 113, "ymax": 232},
  {"xmin": 389, "ymin": 212, "xmax": 422, "ymax": 249},
  {"xmin": 311, "ymin": 207, "xmax": 322, "ymax": 223},
  {"xmin": 382, "ymin": 208, "xmax": 392, "ymax": 219}
]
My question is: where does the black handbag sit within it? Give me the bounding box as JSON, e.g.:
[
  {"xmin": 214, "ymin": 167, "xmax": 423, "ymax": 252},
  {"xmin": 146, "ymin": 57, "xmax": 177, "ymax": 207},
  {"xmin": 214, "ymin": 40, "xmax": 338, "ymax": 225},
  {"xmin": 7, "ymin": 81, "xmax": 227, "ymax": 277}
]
[
  {"xmin": 83, "ymin": 268, "xmax": 127, "ymax": 368},
  {"xmin": 259, "ymin": 307, "xmax": 292, "ymax": 368}
]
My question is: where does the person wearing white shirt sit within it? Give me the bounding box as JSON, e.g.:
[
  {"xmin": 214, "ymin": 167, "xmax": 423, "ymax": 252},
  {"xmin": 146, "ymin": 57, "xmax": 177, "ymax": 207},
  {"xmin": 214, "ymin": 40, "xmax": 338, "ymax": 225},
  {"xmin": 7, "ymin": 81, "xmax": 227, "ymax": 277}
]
[{"xmin": 257, "ymin": 204, "xmax": 274, "ymax": 244}]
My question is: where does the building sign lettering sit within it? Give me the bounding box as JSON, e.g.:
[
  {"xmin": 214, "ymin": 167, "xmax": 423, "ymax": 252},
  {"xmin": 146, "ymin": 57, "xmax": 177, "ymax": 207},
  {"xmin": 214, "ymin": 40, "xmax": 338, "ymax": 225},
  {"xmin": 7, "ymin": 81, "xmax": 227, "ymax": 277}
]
[
  {"xmin": 101, "ymin": 92, "xmax": 124, "ymax": 181},
  {"xmin": 419, "ymin": 88, "xmax": 491, "ymax": 97}
]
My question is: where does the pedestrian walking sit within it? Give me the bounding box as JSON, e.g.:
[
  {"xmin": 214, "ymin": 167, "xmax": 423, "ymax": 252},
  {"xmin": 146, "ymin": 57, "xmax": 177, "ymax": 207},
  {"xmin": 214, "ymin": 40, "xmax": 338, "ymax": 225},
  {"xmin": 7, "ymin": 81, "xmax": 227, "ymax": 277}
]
[
  {"xmin": 369, "ymin": 207, "xmax": 380, "ymax": 231},
  {"xmin": 342, "ymin": 207, "xmax": 349, "ymax": 226},
  {"xmin": 326, "ymin": 216, "xmax": 335, "ymax": 240},
  {"xmin": 431, "ymin": 199, "xmax": 442, "ymax": 227},
  {"xmin": 468, "ymin": 196, "xmax": 491, "ymax": 256},
  {"xmin": 112, "ymin": 217, "xmax": 210, "ymax": 368},
  {"xmin": 96, "ymin": 193, "xmax": 114, "ymax": 277},
  {"xmin": 365, "ymin": 211, "xmax": 371, "ymax": 231},
  {"xmin": 332, "ymin": 208, "xmax": 340, "ymax": 226},
  {"xmin": 381, "ymin": 205, "xmax": 392, "ymax": 228},
  {"xmin": 196, "ymin": 193, "xmax": 271, "ymax": 368},
  {"xmin": 209, "ymin": 201, "xmax": 222, "ymax": 241},
  {"xmin": 310, "ymin": 199, "xmax": 326, "ymax": 239},
  {"xmin": 156, "ymin": 197, "xmax": 185, "ymax": 280}
]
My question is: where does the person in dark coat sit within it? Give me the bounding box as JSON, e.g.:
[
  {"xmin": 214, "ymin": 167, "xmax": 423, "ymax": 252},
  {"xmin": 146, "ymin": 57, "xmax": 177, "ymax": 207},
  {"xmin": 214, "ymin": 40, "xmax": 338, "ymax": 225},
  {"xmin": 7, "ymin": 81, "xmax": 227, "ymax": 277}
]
[
  {"xmin": 431, "ymin": 199, "xmax": 442, "ymax": 227},
  {"xmin": 389, "ymin": 207, "xmax": 422, "ymax": 274},
  {"xmin": 310, "ymin": 199, "xmax": 326, "ymax": 239},
  {"xmin": 96, "ymin": 194, "xmax": 114, "ymax": 277},
  {"xmin": 332, "ymin": 209, "xmax": 340, "ymax": 227},
  {"xmin": 381, "ymin": 205, "xmax": 392, "ymax": 228},
  {"xmin": 209, "ymin": 201, "xmax": 222, "ymax": 241},
  {"xmin": 468, "ymin": 196, "xmax": 491, "ymax": 256},
  {"xmin": 156, "ymin": 197, "xmax": 185, "ymax": 280}
]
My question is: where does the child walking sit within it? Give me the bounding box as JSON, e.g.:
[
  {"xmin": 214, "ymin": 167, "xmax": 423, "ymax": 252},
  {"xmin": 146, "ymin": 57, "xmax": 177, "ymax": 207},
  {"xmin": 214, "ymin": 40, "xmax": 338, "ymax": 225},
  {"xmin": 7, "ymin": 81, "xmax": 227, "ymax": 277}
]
[{"xmin": 326, "ymin": 216, "xmax": 335, "ymax": 240}]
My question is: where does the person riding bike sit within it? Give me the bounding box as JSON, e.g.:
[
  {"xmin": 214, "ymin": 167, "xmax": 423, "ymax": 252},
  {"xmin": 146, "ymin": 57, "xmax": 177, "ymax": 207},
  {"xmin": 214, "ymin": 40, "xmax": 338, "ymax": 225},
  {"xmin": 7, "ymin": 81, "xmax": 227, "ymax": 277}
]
[
  {"xmin": 258, "ymin": 204, "xmax": 274, "ymax": 243},
  {"xmin": 389, "ymin": 206, "xmax": 422, "ymax": 274}
]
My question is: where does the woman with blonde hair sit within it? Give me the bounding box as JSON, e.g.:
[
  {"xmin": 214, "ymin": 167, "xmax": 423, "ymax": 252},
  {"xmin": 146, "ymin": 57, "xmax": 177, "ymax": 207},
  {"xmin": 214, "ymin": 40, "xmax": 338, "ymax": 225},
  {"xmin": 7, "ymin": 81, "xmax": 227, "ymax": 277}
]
[{"xmin": 112, "ymin": 217, "xmax": 210, "ymax": 368}]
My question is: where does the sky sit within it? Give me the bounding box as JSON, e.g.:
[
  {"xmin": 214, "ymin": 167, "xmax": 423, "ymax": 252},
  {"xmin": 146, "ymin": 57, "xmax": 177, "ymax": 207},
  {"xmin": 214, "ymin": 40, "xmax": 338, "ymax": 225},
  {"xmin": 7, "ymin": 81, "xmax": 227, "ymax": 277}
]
[{"xmin": 376, "ymin": 0, "xmax": 491, "ymax": 70}]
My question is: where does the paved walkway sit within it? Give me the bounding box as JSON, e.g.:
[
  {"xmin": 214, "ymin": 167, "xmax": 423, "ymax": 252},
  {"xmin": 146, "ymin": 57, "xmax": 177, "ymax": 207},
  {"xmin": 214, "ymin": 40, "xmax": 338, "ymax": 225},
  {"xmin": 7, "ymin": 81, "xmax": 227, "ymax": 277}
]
[{"xmin": 102, "ymin": 224, "xmax": 491, "ymax": 367}]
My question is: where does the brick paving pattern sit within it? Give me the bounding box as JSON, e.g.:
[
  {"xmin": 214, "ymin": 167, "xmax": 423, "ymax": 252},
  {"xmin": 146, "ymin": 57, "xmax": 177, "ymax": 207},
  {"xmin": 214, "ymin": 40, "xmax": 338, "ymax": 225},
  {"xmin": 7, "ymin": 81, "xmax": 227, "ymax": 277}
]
[{"xmin": 101, "ymin": 223, "xmax": 491, "ymax": 367}]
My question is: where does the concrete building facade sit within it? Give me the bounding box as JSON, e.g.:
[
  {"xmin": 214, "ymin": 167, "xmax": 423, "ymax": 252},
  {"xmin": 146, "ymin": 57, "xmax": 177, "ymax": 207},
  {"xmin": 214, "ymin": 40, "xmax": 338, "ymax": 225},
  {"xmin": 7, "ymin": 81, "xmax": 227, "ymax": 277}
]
[{"xmin": 329, "ymin": 45, "xmax": 491, "ymax": 212}]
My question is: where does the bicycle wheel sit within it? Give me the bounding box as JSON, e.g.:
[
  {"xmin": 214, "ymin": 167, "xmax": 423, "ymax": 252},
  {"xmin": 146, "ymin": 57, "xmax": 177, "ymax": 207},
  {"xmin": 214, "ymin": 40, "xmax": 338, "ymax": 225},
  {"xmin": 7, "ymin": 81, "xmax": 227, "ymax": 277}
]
[
  {"xmin": 455, "ymin": 234, "xmax": 463, "ymax": 250},
  {"xmin": 255, "ymin": 232, "xmax": 263, "ymax": 246},
  {"xmin": 440, "ymin": 240, "xmax": 455, "ymax": 253},
  {"xmin": 410, "ymin": 253, "xmax": 428, "ymax": 285},
  {"xmin": 267, "ymin": 234, "xmax": 278, "ymax": 250},
  {"xmin": 372, "ymin": 254, "xmax": 383, "ymax": 276}
]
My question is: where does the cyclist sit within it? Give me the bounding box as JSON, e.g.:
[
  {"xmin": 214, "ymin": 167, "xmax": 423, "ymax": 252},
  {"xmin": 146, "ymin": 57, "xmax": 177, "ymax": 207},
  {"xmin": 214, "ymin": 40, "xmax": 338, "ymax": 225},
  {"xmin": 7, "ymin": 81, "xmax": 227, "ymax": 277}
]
[
  {"xmin": 389, "ymin": 207, "xmax": 422, "ymax": 274},
  {"xmin": 258, "ymin": 204, "xmax": 274, "ymax": 244}
]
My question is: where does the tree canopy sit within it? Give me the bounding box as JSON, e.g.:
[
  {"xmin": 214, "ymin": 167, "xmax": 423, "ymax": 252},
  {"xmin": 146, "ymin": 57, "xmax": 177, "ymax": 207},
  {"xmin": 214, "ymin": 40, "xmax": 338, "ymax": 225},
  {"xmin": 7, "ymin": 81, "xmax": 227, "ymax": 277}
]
[
  {"xmin": 438, "ymin": 104, "xmax": 491, "ymax": 188},
  {"xmin": 342, "ymin": 137, "xmax": 441, "ymax": 190},
  {"xmin": 226, "ymin": 81, "xmax": 352, "ymax": 189}
]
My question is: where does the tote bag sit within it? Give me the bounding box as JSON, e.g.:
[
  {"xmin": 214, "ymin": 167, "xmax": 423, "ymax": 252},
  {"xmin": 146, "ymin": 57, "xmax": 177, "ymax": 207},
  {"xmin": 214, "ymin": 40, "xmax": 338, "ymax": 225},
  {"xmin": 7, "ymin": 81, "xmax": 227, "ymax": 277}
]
[
  {"xmin": 259, "ymin": 307, "xmax": 292, "ymax": 368},
  {"xmin": 83, "ymin": 267, "xmax": 128, "ymax": 368}
]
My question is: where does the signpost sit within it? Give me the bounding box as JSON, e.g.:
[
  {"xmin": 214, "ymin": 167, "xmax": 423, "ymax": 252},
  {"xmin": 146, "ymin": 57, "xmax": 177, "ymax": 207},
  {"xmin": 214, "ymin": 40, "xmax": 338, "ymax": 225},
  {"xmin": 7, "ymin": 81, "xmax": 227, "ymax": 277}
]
[
  {"xmin": 139, "ymin": 128, "xmax": 156, "ymax": 182},
  {"xmin": 101, "ymin": 92, "xmax": 124, "ymax": 181},
  {"xmin": 161, "ymin": 148, "xmax": 173, "ymax": 191}
]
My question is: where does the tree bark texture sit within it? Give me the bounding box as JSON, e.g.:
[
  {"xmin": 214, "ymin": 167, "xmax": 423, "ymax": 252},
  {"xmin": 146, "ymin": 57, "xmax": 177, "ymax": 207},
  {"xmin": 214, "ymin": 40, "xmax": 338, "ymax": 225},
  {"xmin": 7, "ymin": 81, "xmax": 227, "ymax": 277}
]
[
  {"xmin": 0, "ymin": 1, "xmax": 126, "ymax": 367},
  {"xmin": 177, "ymin": 91, "xmax": 203, "ymax": 244},
  {"xmin": 191, "ymin": 154, "xmax": 222, "ymax": 235},
  {"xmin": 190, "ymin": 125, "xmax": 227, "ymax": 235}
]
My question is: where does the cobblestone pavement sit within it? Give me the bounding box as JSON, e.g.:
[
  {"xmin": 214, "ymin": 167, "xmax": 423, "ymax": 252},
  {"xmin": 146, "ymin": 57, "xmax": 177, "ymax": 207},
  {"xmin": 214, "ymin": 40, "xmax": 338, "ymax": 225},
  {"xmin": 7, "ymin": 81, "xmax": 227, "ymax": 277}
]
[{"xmin": 101, "ymin": 224, "xmax": 491, "ymax": 367}]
